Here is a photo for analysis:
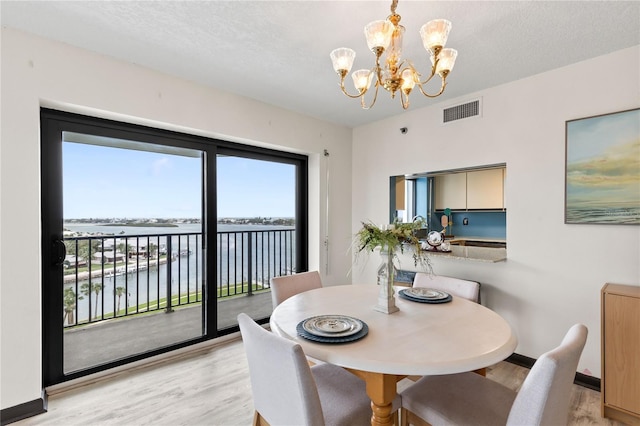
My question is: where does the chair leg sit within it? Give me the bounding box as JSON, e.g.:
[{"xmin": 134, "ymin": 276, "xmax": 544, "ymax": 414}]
[
  {"xmin": 401, "ymin": 407, "xmax": 432, "ymax": 426},
  {"xmin": 400, "ymin": 408, "xmax": 409, "ymax": 426}
]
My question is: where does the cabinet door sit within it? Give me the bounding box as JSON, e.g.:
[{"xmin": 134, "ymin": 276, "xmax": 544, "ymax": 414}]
[
  {"xmin": 435, "ymin": 173, "xmax": 466, "ymax": 210},
  {"xmin": 604, "ymin": 293, "xmax": 640, "ymax": 415},
  {"xmin": 467, "ymin": 168, "xmax": 504, "ymax": 209}
]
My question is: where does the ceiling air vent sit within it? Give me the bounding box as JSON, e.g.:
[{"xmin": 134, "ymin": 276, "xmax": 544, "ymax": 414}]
[{"xmin": 442, "ymin": 99, "xmax": 481, "ymax": 124}]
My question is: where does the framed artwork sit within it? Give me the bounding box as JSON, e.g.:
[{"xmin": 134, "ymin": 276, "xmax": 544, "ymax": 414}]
[{"xmin": 565, "ymin": 108, "xmax": 640, "ymax": 224}]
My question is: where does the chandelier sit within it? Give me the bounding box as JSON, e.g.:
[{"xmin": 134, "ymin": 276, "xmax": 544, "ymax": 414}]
[{"xmin": 330, "ymin": 0, "xmax": 457, "ymax": 110}]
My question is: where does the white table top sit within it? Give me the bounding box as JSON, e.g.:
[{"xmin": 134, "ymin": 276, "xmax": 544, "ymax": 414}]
[{"xmin": 270, "ymin": 284, "xmax": 517, "ymax": 376}]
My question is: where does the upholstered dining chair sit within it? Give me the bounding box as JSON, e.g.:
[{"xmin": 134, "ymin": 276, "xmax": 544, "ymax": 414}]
[
  {"xmin": 238, "ymin": 313, "xmax": 400, "ymax": 426},
  {"xmin": 399, "ymin": 323, "xmax": 588, "ymax": 426},
  {"xmin": 270, "ymin": 270, "xmax": 323, "ymax": 309},
  {"xmin": 412, "ymin": 272, "xmax": 480, "ymax": 303}
]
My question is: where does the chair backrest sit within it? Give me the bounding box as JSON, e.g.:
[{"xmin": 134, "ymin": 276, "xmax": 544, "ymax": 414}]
[
  {"xmin": 237, "ymin": 313, "xmax": 325, "ymax": 426},
  {"xmin": 413, "ymin": 272, "xmax": 480, "ymax": 303},
  {"xmin": 507, "ymin": 324, "xmax": 588, "ymax": 426},
  {"xmin": 270, "ymin": 270, "xmax": 323, "ymax": 308}
]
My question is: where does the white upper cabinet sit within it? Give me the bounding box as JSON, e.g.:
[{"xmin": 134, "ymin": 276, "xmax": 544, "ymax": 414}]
[
  {"xmin": 435, "ymin": 173, "xmax": 467, "ymax": 210},
  {"xmin": 466, "ymin": 168, "xmax": 505, "ymax": 209},
  {"xmin": 435, "ymin": 167, "xmax": 505, "ymax": 211}
]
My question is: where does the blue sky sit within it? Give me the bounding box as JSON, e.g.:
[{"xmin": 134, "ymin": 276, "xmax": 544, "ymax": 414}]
[{"xmin": 63, "ymin": 142, "xmax": 295, "ymax": 219}]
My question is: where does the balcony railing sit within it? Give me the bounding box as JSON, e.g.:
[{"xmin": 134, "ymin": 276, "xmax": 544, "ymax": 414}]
[{"xmin": 63, "ymin": 228, "xmax": 295, "ymax": 328}]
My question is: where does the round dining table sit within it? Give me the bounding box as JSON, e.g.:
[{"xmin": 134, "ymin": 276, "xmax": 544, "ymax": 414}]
[{"xmin": 269, "ymin": 284, "xmax": 517, "ymax": 426}]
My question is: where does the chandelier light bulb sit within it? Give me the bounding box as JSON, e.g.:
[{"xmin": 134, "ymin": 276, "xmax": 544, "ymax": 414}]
[
  {"xmin": 352, "ymin": 69, "xmax": 373, "ymax": 92},
  {"xmin": 401, "ymin": 69, "xmax": 416, "ymax": 92},
  {"xmin": 435, "ymin": 48, "xmax": 458, "ymax": 75},
  {"xmin": 364, "ymin": 20, "xmax": 394, "ymax": 53},
  {"xmin": 420, "ymin": 19, "xmax": 452, "ymax": 55},
  {"xmin": 330, "ymin": 48, "xmax": 356, "ymax": 74}
]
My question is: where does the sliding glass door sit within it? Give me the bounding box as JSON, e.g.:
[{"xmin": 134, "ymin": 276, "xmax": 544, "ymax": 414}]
[
  {"xmin": 61, "ymin": 137, "xmax": 205, "ymax": 374},
  {"xmin": 216, "ymin": 153, "xmax": 302, "ymax": 329},
  {"xmin": 41, "ymin": 109, "xmax": 307, "ymax": 386}
]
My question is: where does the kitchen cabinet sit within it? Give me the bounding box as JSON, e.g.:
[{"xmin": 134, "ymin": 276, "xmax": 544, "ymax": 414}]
[
  {"xmin": 467, "ymin": 168, "xmax": 504, "ymax": 209},
  {"xmin": 395, "ymin": 177, "xmax": 405, "ymax": 210},
  {"xmin": 601, "ymin": 283, "xmax": 640, "ymax": 425},
  {"xmin": 435, "ymin": 167, "xmax": 505, "ymax": 211},
  {"xmin": 434, "ymin": 173, "xmax": 466, "ymax": 210}
]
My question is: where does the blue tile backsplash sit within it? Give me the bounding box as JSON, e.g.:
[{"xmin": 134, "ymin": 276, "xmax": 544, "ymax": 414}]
[{"xmin": 440, "ymin": 211, "xmax": 506, "ymax": 238}]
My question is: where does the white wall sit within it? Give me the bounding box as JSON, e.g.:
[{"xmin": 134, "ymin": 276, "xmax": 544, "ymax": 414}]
[
  {"xmin": 0, "ymin": 28, "xmax": 353, "ymax": 410},
  {"xmin": 351, "ymin": 46, "xmax": 640, "ymax": 378}
]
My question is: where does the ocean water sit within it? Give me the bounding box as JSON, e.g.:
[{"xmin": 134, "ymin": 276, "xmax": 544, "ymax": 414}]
[{"xmin": 565, "ymin": 207, "xmax": 640, "ymax": 224}]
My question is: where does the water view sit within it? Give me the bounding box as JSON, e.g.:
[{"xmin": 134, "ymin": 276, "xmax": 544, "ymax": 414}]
[{"xmin": 63, "ymin": 221, "xmax": 295, "ymax": 326}]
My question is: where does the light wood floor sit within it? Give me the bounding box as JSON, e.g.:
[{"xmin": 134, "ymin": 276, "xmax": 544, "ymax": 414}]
[{"xmin": 15, "ymin": 337, "xmax": 625, "ymax": 426}]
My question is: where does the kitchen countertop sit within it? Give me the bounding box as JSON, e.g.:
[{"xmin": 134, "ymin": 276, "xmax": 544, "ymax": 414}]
[
  {"xmin": 424, "ymin": 245, "xmax": 507, "ymax": 263},
  {"xmin": 447, "ymin": 236, "xmax": 507, "ymax": 243}
]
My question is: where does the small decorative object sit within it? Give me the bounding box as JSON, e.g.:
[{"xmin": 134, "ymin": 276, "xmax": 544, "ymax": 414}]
[
  {"xmin": 565, "ymin": 108, "xmax": 640, "ymax": 224},
  {"xmin": 354, "ymin": 218, "xmax": 432, "ymax": 314},
  {"xmin": 375, "ymin": 246, "xmax": 399, "ymax": 313},
  {"xmin": 425, "ymin": 230, "xmax": 444, "ymax": 251}
]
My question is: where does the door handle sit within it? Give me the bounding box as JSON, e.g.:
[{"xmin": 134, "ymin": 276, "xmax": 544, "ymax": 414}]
[{"xmin": 53, "ymin": 239, "xmax": 67, "ymax": 266}]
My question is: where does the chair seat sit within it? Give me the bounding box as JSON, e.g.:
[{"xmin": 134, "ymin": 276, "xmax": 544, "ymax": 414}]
[
  {"xmin": 313, "ymin": 363, "xmax": 401, "ymax": 426},
  {"xmin": 401, "ymin": 372, "xmax": 516, "ymax": 426}
]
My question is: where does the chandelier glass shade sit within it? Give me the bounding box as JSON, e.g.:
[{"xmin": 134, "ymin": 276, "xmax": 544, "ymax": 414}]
[{"xmin": 330, "ymin": 0, "xmax": 457, "ymax": 109}]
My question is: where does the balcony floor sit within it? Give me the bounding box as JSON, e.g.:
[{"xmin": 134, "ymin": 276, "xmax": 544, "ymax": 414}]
[{"xmin": 64, "ymin": 291, "xmax": 272, "ymax": 373}]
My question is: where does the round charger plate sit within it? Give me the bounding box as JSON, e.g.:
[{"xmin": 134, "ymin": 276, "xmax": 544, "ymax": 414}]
[
  {"xmin": 405, "ymin": 288, "xmax": 449, "ymax": 300},
  {"xmin": 399, "ymin": 289, "xmax": 452, "ymax": 304},
  {"xmin": 302, "ymin": 315, "xmax": 364, "ymax": 338},
  {"xmin": 297, "ymin": 320, "xmax": 369, "ymax": 344}
]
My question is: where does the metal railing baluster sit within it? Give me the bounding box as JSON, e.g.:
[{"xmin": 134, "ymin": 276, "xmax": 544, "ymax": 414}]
[{"xmin": 64, "ymin": 229, "xmax": 294, "ymax": 328}]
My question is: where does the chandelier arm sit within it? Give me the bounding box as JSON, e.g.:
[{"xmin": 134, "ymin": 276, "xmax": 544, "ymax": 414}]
[
  {"xmin": 339, "ymin": 81, "xmax": 369, "ymax": 99},
  {"xmin": 416, "ymin": 77, "xmax": 447, "ymax": 98},
  {"xmin": 415, "ymin": 61, "xmax": 438, "ymax": 86},
  {"xmin": 360, "ymin": 80, "xmax": 381, "ymax": 110}
]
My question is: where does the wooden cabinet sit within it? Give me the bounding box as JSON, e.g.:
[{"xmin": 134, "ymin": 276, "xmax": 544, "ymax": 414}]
[
  {"xmin": 434, "ymin": 173, "xmax": 466, "ymax": 210},
  {"xmin": 466, "ymin": 168, "xmax": 504, "ymax": 209},
  {"xmin": 395, "ymin": 177, "xmax": 405, "ymax": 210},
  {"xmin": 601, "ymin": 283, "xmax": 640, "ymax": 425}
]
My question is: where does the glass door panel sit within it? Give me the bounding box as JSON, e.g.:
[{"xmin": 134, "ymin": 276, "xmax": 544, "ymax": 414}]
[
  {"xmin": 62, "ymin": 134, "xmax": 204, "ymax": 373},
  {"xmin": 216, "ymin": 155, "xmax": 296, "ymax": 329}
]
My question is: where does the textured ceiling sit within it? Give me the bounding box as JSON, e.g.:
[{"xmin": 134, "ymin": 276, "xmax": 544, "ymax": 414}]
[{"xmin": 2, "ymin": 1, "xmax": 639, "ymax": 128}]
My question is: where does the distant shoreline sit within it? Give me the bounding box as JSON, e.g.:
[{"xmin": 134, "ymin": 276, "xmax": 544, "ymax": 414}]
[{"xmin": 104, "ymin": 222, "xmax": 178, "ymax": 228}]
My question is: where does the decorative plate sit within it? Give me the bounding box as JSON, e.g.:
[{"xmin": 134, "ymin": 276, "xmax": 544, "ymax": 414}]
[
  {"xmin": 405, "ymin": 288, "xmax": 449, "ymax": 300},
  {"xmin": 302, "ymin": 315, "xmax": 364, "ymax": 338},
  {"xmin": 297, "ymin": 320, "xmax": 369, "ymax": 344},
  {"xmin": 399, "ymin": 289, "xmax": 452, "ymax": 304}
]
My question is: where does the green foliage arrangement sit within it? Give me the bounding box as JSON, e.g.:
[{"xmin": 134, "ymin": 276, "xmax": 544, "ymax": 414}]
[{"xmin": 354, "ymin": 218, "xmax": 432, "ymax": 270}]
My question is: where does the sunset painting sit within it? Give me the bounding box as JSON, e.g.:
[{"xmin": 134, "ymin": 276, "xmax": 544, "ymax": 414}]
[{"xmin": 565, "ymin": 108, "xmax": 640, "ymax": 224}]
